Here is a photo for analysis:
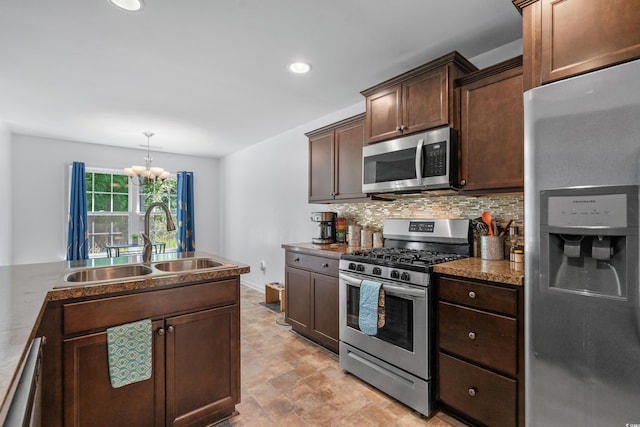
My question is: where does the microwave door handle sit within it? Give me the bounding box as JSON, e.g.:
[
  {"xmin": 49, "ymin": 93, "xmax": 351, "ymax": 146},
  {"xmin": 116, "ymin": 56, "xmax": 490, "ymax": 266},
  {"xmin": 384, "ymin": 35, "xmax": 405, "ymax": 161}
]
[{"xmin": 415, "ymin": 138, "xmax": 424, "ymax": 181}]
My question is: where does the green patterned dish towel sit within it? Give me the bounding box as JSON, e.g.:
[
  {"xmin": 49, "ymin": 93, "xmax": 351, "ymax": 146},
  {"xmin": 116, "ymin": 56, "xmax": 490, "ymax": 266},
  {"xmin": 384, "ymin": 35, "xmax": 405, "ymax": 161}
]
[{"xmin": 107, "ymin": 319, "xmax": 152, "ymax": 388}]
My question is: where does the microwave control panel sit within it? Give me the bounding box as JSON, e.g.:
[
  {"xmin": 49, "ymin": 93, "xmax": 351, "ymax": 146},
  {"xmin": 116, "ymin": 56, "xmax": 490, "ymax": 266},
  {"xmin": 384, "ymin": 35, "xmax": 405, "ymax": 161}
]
[{"xmin": 423, "ymin": 142, "xmax": 447, "ymax": 177}]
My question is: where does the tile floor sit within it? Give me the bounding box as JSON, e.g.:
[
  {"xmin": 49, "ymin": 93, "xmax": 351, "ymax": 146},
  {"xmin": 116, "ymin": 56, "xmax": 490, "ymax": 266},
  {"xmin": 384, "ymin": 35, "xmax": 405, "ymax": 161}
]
[{"xmin": 230, "ymin": 285, "xmax": 468, "ymax": 427}]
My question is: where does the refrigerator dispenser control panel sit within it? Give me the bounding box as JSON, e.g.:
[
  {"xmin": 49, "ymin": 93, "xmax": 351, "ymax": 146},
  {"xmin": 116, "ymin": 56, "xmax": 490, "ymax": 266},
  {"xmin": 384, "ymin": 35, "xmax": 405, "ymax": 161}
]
[{"xmin": 547, "ymin": 193, "xmax": 627, "ymax": 228}]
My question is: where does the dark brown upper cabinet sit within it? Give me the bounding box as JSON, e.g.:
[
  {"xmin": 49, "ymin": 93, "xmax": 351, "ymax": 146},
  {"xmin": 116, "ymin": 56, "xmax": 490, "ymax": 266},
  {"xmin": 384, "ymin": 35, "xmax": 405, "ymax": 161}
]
[
  {"xmin": 361, "ymin": 51, "xmax": 477, "ymax": 145},
  {"xmin": 307, "ymin": 113, "xmax": 368, "ymax": 203},
  {"xmin": 514, "ymin": 0, "xmax": 640, "ymax": 90},
  {"xmin": 457, "ymin": 57, "xmax": 524, "ymax": 193}
]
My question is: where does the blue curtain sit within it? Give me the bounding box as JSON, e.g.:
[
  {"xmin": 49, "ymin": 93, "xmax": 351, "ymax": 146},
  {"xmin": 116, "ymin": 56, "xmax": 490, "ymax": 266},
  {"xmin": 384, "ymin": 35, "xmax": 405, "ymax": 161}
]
[
  {"xmin": 66, "ymin": 161, "xmax": 88, "ymax": 260},
  {"xmin": 176, "ymin": 171, "xmax": 196, "ymax": 252}
]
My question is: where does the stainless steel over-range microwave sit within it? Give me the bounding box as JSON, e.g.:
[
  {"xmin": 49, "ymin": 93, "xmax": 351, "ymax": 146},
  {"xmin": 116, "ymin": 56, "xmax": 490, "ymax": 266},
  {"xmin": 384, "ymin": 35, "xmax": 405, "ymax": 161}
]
[{"xmin": 362, "ymin": 126, "xmax": 457, "ymax": 194}]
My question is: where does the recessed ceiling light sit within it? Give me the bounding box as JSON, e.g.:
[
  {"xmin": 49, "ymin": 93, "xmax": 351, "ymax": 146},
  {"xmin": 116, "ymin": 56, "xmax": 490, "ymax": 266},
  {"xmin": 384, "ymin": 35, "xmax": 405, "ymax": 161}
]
[
  {"xmin": 109, "ymin": 0, "xmax": 144, "ymax": 12},
  {"xmin": 289, "ymin": 62, "xmax": 312, "ymax": 74}
]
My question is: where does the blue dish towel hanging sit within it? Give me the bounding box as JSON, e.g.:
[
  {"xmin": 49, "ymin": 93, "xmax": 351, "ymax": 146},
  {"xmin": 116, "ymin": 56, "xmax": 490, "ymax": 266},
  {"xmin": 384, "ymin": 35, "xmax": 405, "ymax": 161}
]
[
  {"xmin": 106, "ymin": 319, "xmax": 152, "ymax": 388},
  {"xmin": 359, "ymin": 280, "xmax": 383, "ymax": 335}
]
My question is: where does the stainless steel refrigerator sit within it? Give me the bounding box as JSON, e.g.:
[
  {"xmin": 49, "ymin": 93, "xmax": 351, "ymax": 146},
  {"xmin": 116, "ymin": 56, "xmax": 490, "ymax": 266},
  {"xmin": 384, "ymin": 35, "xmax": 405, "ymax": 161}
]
[{"xmin": 524, "ymin": 58, "xmax": 640, "ymax": 426}]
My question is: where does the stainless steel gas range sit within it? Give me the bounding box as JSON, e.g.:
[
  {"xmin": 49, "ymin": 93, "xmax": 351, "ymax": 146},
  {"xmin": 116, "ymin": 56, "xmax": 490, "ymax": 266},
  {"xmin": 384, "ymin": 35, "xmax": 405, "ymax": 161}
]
[{"xmin": 338, "ymin": 218, "xmax": 472, "ymax": 417}]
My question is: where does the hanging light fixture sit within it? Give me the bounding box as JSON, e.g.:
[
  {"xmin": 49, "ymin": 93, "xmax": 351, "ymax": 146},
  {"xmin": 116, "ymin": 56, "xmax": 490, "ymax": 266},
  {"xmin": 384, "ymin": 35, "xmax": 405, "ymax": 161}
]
[{"xmin": 124, "ymin": 132, "xmax": 170, "ymax": 186}]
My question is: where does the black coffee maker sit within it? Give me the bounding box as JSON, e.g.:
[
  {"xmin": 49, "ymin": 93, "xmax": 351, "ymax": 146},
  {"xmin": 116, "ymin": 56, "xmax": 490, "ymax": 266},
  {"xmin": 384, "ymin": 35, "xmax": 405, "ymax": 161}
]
[{"xmin": 311, "ymin": 212, "xmax": 337, "ymax": 244}]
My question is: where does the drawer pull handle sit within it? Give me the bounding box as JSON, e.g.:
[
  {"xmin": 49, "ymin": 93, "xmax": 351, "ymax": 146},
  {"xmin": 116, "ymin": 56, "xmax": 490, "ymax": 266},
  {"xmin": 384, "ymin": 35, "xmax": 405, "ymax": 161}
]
[
  {"xmin": 468, "ymin": 387, "xmax": 477, "ymax": 397},
  {"xmin": 322, "ymin": 263, "xmax": 329, "ymax": 268},
  {"xmin": 157, "ymin": 328, "xmax": 165, "ymax": 336},
  {"xmin": 468, "ymin": 291, "xmax": 476, "ymax": 299},
  {"xmin": 468, "ymin": 331, "xmax": 476, "ymax": 340},
  {"xmin": 167, "ymin": 325, "xmax": 175, "ymax": 334}
]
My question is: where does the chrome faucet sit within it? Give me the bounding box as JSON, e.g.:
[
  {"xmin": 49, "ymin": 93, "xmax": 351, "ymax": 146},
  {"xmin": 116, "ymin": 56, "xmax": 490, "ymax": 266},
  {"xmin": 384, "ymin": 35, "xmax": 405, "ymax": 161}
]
[{"xmin": 141, "ymin": 202, "xmax": 176, "ymax": 262}]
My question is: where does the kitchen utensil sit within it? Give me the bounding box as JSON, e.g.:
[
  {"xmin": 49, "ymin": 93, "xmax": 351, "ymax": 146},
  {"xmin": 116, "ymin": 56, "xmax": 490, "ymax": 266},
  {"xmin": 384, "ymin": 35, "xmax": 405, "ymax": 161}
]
[
  {"xmin": 482, "ymin": 211, "xmax": 493, "ymax": 236},
  {"xmin": 472, "ymin": 217, "xmax": 489, "ymax": 234},
  {"xmin": 499, "ymin": 219, "xmax": 514, "ymax": 236}
]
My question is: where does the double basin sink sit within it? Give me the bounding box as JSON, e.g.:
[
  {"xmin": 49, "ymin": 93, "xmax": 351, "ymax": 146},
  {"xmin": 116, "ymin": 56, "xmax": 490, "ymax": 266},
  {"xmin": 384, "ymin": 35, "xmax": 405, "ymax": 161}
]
[{"xmin": 63, "ymin": 258, "xmax": 234, "ymax": 285}]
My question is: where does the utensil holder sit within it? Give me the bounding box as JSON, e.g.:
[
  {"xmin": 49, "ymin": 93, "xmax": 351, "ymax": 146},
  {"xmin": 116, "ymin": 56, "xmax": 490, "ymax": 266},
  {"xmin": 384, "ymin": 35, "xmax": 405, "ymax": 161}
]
[{"xmin": 480, "ymin": 236, "xmax": 504, "ymax": 260}]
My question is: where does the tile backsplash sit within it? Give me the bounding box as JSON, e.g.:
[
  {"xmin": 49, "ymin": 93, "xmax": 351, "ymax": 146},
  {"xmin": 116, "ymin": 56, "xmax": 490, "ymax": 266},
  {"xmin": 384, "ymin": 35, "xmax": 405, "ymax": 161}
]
[{"xmin": 330, "ymin": 193, "xmax": 524, "ymax": 233}]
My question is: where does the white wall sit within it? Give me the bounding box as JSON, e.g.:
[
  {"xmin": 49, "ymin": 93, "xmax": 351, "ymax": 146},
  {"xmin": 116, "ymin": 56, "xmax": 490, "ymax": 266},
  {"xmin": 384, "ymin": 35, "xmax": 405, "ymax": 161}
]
[
  {"xmin": 10, "ymin": 134, "xmax": 220, "ymax": 265},
  {"xmin": 0, "ymin": 122, "xmax": 11, "ymax": 265},
  {"xmin": 219, "ymin": 41, "xmax": 523, "ymax": 292},
  {"xmin": 219, "ymin": 103, "xmax": 365, "ymax": 290},
  {"xmin": 470, "ymin": 39, "xmax": 522, "ymax": 69}
]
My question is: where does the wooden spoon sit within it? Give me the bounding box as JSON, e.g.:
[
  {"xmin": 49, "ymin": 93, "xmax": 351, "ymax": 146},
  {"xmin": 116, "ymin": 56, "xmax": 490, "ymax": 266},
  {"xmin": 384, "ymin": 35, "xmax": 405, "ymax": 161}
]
[{"xmin": 482, "ymin": 211, "xmax": 493, "ymax": 236}]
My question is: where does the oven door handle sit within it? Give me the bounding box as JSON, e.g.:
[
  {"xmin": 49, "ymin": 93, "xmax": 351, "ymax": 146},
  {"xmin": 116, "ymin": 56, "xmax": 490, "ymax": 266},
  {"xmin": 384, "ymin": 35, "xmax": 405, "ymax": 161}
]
[{"xmin": 339, "ymin": 273, "xmax": 426, "ymax": 298}]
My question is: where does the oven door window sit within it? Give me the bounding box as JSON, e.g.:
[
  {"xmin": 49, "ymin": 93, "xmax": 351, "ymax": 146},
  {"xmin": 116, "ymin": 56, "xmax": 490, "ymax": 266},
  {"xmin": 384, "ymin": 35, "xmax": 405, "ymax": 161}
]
[
  {"xmin": 346, "ymin": 284, "xmax": 414, "ymax": 351},
  {"xmin": 363, "ymin": 148, "xmax": 417, "ymax": 185}
]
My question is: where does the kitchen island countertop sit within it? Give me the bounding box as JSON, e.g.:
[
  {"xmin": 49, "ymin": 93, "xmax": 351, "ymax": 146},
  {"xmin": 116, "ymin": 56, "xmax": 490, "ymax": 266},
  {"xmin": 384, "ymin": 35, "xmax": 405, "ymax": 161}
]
[
  {"xmin": 0, "ymin": 251, "xmax": 249, "ymax": 423},
  {"xmin": 433, "ymin": 257, "xmax": 524, "ymax": 286}
]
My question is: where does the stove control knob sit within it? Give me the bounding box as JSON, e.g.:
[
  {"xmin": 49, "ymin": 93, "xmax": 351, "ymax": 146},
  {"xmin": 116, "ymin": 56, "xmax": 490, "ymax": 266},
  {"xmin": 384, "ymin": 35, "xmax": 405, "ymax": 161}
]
[
  {"xmin": 356, "ymin": 264, "xmax": 365, "ymax": 272},
  {"xmin": 400, "ymin": 272, "xmax": 410, "ymax": 281},
  {"xmin": 390, "ymin": 270, "xmax": 400, "ymax": 279},
  {"xmin": 348, "ymin": 263, "xmax": 356, "ymax": 270},
  {"xmin": 372, "ymin": 267, "xmax": 382, "ymax": 275}
]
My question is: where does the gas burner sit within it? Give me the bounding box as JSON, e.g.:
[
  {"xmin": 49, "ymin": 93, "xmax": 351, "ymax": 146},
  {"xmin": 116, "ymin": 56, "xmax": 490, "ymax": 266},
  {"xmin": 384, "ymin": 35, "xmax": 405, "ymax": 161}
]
[{"xmin": 342, "ymin": 247, "xmax": 467, "ymax": 272}]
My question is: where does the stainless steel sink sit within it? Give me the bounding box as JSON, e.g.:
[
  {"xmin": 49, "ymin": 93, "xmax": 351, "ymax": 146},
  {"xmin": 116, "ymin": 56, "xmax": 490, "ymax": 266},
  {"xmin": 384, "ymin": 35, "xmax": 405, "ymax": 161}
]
[
  {"xmin": 64, "ymin": 265, "xmax": 154, "ymax": 283},
  {"xmin": 153, "ymin": 258, "xmax": 233, "ymax": 272}
]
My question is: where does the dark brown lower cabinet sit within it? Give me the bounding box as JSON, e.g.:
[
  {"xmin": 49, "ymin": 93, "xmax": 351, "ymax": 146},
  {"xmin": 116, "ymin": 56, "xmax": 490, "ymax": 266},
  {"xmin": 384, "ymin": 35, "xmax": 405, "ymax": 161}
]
[
  {"xmin": 437, "ymin": 275, "xmax": 524, "ymax": 427},
  {"xmin": 40, "ymin": 278, "xmax": 241, "ymax": 427},
  {"xmin": 63, "ymin": 320, "xmax": 165, "ymax": 427},
  {"xmin": 284, "ymin": 249, "xmax": 339, "ymax": 352},
  {"xmin": 166, "ymin": 306, "xmax": 239, "ymax": 427}
]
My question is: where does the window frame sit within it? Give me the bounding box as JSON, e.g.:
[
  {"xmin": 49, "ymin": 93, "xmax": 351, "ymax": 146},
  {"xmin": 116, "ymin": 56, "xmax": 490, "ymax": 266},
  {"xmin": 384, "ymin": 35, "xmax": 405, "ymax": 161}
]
[{"xmin": 83, "ymin": 167, "xmax": 177, "ymax": 258}]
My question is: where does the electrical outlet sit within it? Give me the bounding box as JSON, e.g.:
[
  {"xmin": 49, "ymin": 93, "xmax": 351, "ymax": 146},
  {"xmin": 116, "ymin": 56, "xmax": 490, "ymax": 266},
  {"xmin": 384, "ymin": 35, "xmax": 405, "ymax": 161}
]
[{"xmin": 259, "ymin": 260, "xmax": 266, "ymax": 271}]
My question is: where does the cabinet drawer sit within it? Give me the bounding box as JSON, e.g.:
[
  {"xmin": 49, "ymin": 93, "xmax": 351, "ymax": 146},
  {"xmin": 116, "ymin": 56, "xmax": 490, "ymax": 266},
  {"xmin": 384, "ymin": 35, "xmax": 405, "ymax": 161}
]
[
  {"xmin": 439, "ymin": 301, "xmax": 517, "ymax": 376},
  {"xmin": 285, "ymin": 251, "xmax": 339, "ymax": 276},
  {"xmin": 438, "ymin": 352, "xmax": 516, "ymax": 427},
  {"xmin": 439, "ymin": 276, "xmax": 517, "ymax": 316},
  {"xmin": 64, "ymin": 279, "xmax": 238, "ymax": 335}
]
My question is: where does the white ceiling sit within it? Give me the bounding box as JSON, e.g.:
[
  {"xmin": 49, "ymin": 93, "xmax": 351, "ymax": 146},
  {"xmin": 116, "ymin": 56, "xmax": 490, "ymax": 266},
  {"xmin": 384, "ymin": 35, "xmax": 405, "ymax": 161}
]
[{"xmin": 0, "ymin": 1, "xmax": 522, "ymax": 158}]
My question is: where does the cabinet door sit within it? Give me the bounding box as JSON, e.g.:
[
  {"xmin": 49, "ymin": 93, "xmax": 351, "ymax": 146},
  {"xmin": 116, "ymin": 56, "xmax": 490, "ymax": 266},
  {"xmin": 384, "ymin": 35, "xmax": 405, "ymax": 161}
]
[
  {"xmin": 365, "ymin": 85, "xmax": 402, "ymax": 144},
  {"xmin": 334, "ymin": 118, "xmax": 367, "ymax": 200},
  {"xmin": 308, "ymin": 131, "xmax": 334, "ymax": 202},
  {"xmin": 540, "ymin": 0, "xmax": 640, "ymax": 84},
  {"xmin": 165, "ymin": 305, "xmax": 239, "ymax": 427},
  {"xmin": 63, "ymin": 320, "xmax": 165, "ymax": 427},
  {"xmin": 459, "ymin": 66, "xmax": 524, "ymax": 192},
  {"xmin": 402, "ymin": 66, "xmax": 449, "ymax": 134},
  {"xmin": 285, "ymin": 266, "xmax": 312, "ymax": 335},
  {"xmin": 310, "ymin": 272, "xmax": 339, "ymax": 352}
]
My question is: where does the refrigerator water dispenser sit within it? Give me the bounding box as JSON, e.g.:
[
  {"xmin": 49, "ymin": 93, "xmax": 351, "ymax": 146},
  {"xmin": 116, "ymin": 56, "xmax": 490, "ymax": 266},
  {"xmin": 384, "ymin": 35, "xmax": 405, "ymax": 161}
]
[{"xmin": 540, "ymin": 185, "xmax": 639, "ymax": 299}]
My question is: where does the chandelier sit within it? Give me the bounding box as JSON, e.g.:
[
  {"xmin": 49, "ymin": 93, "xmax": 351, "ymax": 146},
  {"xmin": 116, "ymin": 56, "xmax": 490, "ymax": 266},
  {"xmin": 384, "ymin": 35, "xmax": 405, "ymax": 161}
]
[{"xmin": 124, "ymin": 132, "xmax": 170, "ymax": 186}]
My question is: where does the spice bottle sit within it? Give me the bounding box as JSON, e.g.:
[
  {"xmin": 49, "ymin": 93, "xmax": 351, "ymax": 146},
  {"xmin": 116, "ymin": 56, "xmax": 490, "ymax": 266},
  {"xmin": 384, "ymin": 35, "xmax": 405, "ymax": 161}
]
[{"xmin": 336, "ymin": 217, "xmax": 346, "ymax": 243}]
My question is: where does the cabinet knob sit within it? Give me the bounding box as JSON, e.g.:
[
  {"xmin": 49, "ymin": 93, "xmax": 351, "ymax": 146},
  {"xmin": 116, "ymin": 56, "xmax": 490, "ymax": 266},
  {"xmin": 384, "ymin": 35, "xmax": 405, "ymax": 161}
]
[
  {"xmin": 157, "ymin": 328, "xmax": 165, "ymax": 336},
  {"xmin": 468, "ymin": 331, "xmax": 476, "ymax": 340},
  {"xmin": 395, "ymin": 126, "xmax": 402, "ymax": 132},
  {"xmin": 468, "ymin": 387, "xmax": 477, "ymax": 397},
  {"xmin": 294, "ymin": 257, "xmax": 300, "ymax": 262},
  {"xmin": 460, "ymin": 179, "xmax": 467, "ymax": 186},
  {"xmin": 322, "ymin": 263, "xmax": 329, "ymax": 268},
  {"xmin": 400, "ymin": 124, "xmax": 407, "ymax": 131},
  {"xmin": 167, "ymin": 325, "xmax": 175, "ymax": 334},
  {"xmin": 468, "ymin": 291, "xmax": 476, "ymax": 299}
]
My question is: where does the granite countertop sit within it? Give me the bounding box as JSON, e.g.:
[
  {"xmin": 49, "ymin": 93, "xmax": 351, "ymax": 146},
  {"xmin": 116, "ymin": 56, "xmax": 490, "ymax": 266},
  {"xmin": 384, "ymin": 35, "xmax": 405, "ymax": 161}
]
[
  {"xmin": 433, "ymin": 257, "xmax": 524, "ymax": 286},
  {"xmin": 0, "ymin": 251, "xmax": 249, "ymax": 423},
  {"xmin": 281, "ymin": 242, "xmax": 355, "ymax": 259},
  {"xmin": 282, "ymin": 243, "xmax": 525, "ymax": 286}
]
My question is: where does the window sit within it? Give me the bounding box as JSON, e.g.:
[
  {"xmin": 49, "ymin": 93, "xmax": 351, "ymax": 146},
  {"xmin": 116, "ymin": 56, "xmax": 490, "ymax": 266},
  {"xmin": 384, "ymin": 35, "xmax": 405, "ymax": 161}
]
[{"xmin": 85, "ymin": 168, "xmax": 177, "ymax": 258}]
